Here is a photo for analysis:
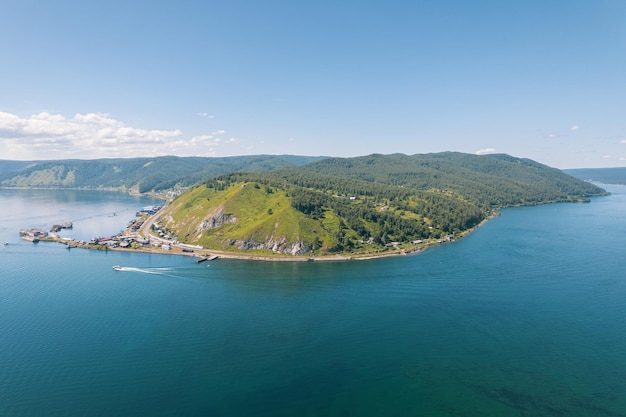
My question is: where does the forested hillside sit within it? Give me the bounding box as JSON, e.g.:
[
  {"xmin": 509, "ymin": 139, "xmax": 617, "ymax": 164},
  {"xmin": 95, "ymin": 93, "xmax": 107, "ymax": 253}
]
[
  {"xmin": 156, "ymin": 152, "xmax": 607, "ymax": 257},
  {"xmin": 298, "ymin": 152, "xmax": 605, "ymax": 208},
  {"xmin": 0, "ymin": 155, "xmax": 325, "ymax": 192}
]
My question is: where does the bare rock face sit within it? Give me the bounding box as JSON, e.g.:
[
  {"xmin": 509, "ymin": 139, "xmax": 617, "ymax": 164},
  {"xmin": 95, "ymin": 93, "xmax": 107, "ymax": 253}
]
[
  {"xmin": 227, "ymin": 237, "xmax": 311, "ymax": 255},
  {"xmin": 288, "ymin": 239, "xmax": 309, "ymax": 255},
  {"xmin": 196, "ymin": 207, "xmax": 237, "ymax": 235}
]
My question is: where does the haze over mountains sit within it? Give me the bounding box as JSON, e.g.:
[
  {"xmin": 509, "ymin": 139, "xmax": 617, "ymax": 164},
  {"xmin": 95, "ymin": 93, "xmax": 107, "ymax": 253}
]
[
  {"xmin": 0, "ymin": 155, "xmax": 325, "ymax": 193},
  {"xmin": 1, "ymin": 153, "xmax": 622, "ymax": 192}
]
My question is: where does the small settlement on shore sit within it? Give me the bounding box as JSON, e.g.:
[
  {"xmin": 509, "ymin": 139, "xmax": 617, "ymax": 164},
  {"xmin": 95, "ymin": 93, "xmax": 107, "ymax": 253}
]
[
  {"xmin": 18, "ymin": 205, "xmax": 223, "ymax": 262},
  {"xmin": 19, "ymin": 203, "xmax": 471, "ymax": 262}
]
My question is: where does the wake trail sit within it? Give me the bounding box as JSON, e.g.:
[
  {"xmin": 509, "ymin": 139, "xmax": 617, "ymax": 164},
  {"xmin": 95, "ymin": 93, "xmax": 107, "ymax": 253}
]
[
  {"xmin": 113, "ymin": 265, "xmax": 211, "ymax": 281},
  {"xmin": 114, "ymin": 266, "xmax": 176, "ymax": 275}
]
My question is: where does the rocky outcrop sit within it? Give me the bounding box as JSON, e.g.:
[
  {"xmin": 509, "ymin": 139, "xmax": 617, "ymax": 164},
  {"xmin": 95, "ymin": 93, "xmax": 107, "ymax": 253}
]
[
  {"xmin": 227, "ymin": 237, "xmax": 311, "ymax": 255},
  {"xmin": 196, "ymin": 207, "xmax": 237, "ymax": 235}
]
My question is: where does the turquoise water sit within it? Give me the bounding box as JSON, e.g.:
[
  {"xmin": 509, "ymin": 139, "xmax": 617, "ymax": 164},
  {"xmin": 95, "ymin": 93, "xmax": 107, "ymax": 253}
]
[{"xmin": 1, "ymin": 187, "xmax": 625, "ymax": 416}]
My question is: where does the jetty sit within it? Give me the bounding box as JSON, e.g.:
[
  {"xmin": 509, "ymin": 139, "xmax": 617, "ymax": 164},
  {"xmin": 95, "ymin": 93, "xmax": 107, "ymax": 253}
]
[
  {"xmin": 195, "ymin": 255, "xmax": 219, "ymax": 263},
  {"xmin": 20, "ymin": 228, "xmax": 47, "ymax": 243},
  {"xmin": 21, "ymin": 235, "xmax": 39, "ymax": 243},
  {"xmin": 50, "ymin": 222, "xmax": 73, "ymax": 233}
]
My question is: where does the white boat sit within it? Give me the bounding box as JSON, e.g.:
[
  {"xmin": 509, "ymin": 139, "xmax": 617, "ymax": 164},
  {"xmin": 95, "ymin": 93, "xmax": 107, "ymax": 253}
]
[{"xmin": 112, "ymin": 265, "xmax": 122, "ymax": 270}]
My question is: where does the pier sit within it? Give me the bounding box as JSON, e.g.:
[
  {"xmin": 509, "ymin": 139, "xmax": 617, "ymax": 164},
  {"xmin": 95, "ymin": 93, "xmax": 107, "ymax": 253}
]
[{"xmin": 195, "ymin": 255, "xmax": 219, "ymax": 263}]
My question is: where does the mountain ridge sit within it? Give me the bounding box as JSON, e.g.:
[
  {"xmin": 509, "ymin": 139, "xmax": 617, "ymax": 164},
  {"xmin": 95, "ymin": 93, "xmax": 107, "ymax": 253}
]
[{"xmin": 0, "ymin": 155, "xmax": 327, "ymax": 193}]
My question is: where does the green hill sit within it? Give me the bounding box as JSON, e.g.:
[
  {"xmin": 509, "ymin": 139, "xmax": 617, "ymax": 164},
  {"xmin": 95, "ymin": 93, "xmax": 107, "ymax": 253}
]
[
  {"xmin": 298, "ymin": 152, "xmax": 605, "ymax": 208},
  {"xmin": 156, "ymin": 152, "xmax": 607, "ymax": 257}
]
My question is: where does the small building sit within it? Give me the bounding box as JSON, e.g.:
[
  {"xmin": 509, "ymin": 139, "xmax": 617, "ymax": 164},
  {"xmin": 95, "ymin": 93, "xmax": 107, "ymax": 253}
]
[
  {"xmin": 140, "ymin": 205, "xmax": 162, "ymax": 215},
  {"xmin": 27, "ymin": 228, "xmax": 49, "ymax": 238}
]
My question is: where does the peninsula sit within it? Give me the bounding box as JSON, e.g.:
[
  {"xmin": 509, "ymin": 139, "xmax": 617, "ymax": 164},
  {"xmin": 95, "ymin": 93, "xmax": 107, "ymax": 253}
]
[{"xmin": 14, "ymin": 152, "xmax": 608, "ymax": 261}]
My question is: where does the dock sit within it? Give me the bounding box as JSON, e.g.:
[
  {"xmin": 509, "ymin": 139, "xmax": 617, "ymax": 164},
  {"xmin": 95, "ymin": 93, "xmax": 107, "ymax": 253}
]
[
  {"xmin": 195, "ymin": 255, "xmax": 219, "ymax": 263},
  {"xmin": 50, "ymin": 222, "xmax": 73, "ymax": 233}
]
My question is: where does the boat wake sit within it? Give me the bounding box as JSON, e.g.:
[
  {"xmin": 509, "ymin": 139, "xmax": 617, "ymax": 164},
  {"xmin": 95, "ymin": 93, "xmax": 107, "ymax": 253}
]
[
  {"xmin": 112, "ymin": 264, "xmax": 211, "ymax": 281},
  {"xmin": 112, "ymin": 266, "xmax": 176, "ymax": 275}
]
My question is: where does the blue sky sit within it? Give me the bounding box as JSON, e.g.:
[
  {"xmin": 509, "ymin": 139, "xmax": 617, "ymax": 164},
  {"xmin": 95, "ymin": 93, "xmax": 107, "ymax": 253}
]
[{"xmin": 1, "ymin": 0, "xmax": 625, "ymax": 168}]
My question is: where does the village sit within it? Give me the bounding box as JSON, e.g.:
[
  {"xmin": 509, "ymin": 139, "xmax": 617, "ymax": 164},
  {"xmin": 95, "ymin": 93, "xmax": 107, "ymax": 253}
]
[
  {"xmin": 17, "ymin": 203, "xmax": 462, "ymax": 262},
  {"xmin": 17, "ymin": 205, "xmax": 214, "ymax": 259}
]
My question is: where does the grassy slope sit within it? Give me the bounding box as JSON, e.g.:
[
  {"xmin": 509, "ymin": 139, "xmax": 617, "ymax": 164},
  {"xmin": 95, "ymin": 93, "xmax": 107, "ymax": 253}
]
[
  {"xmin": 159, "ymin": 183, "xmax": 340, "ymax": 253},
  {"xmin": 158, "ymin": 179, "xmax": 461, "ymax": 256}
]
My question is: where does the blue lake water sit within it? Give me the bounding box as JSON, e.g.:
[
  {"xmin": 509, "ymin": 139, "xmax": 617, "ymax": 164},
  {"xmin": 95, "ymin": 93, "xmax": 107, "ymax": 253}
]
[{"xmin": 1, "ymin": 186, "xmax": 625, "ymax": 416}]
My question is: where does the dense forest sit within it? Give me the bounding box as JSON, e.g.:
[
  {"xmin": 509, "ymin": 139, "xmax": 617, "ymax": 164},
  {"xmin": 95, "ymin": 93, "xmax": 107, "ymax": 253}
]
[
  {"xmin": 156, "ymin": 152, "xmax": 608, "ymax": 257},
  {"xmin": 298, "ymin": 153, "xmax": 605, "ymax": 208}
]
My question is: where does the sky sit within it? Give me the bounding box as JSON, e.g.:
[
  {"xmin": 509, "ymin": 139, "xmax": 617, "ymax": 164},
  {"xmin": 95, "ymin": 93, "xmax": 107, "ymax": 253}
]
[{"xmin": 1, "ymin": 0, "xmax": 625, "ymax": 168}]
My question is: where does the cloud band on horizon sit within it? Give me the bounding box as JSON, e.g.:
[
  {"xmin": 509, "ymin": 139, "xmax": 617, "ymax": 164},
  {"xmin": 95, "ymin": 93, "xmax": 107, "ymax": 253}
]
[{"xmin": 0, "ymin": 111, "xmax": 235, "ymax": 160}]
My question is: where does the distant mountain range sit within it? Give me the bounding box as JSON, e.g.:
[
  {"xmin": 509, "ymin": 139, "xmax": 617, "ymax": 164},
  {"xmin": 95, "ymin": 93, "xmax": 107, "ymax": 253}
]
[
  {"xmin": 0, "ymin": 155, "xmax": 326, "ymax": 193},
  {"xmin": 564, "ymin": 167, "xmax": 626, "ymax": 185}
]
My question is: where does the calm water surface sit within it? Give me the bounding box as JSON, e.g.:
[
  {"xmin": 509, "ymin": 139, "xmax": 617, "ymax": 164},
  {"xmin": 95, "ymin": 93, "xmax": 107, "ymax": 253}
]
[{"xmin": 1, "ymin": 187, "xmax": 625, "ymax": 416}]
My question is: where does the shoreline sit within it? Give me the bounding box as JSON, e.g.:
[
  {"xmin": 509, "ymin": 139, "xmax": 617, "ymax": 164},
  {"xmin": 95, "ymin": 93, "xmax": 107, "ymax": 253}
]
[
  {"xmin": 32, "ymin": 212, "xmax": 496, "ymax": 263},
  {"xmin": 36, "ymin": 235, "xmax": 417, "ymax": 262}
]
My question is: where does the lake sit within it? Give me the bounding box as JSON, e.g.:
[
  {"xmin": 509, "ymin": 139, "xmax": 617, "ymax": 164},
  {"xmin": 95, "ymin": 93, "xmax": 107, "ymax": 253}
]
[{"xmin": 1, "ymin": 186, "xmax": 625, "ymax": 416}]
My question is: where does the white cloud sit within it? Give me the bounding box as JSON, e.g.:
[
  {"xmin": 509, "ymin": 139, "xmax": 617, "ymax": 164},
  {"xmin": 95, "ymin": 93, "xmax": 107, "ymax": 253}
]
[
  {"xmin": 197, "ymin": 112, "xmax": 215, "ymax": 119},
  {"xmin": 620, "ymin": 140, "xmax": 626, "ymax": 144},
  {"xmin": 475, "ymin": 148, "xmax": 496, "ymax": 155},
  {"xmin": 0, "ymin": 111, "xmax": 230, "ymax": 159},
  {"xmin": 570, "ymin": 125, "xmax": 580, "ymax": 131},
  {"xmin": 189, "ymin": 134, "xmax": 215, "ymax": 144}
]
